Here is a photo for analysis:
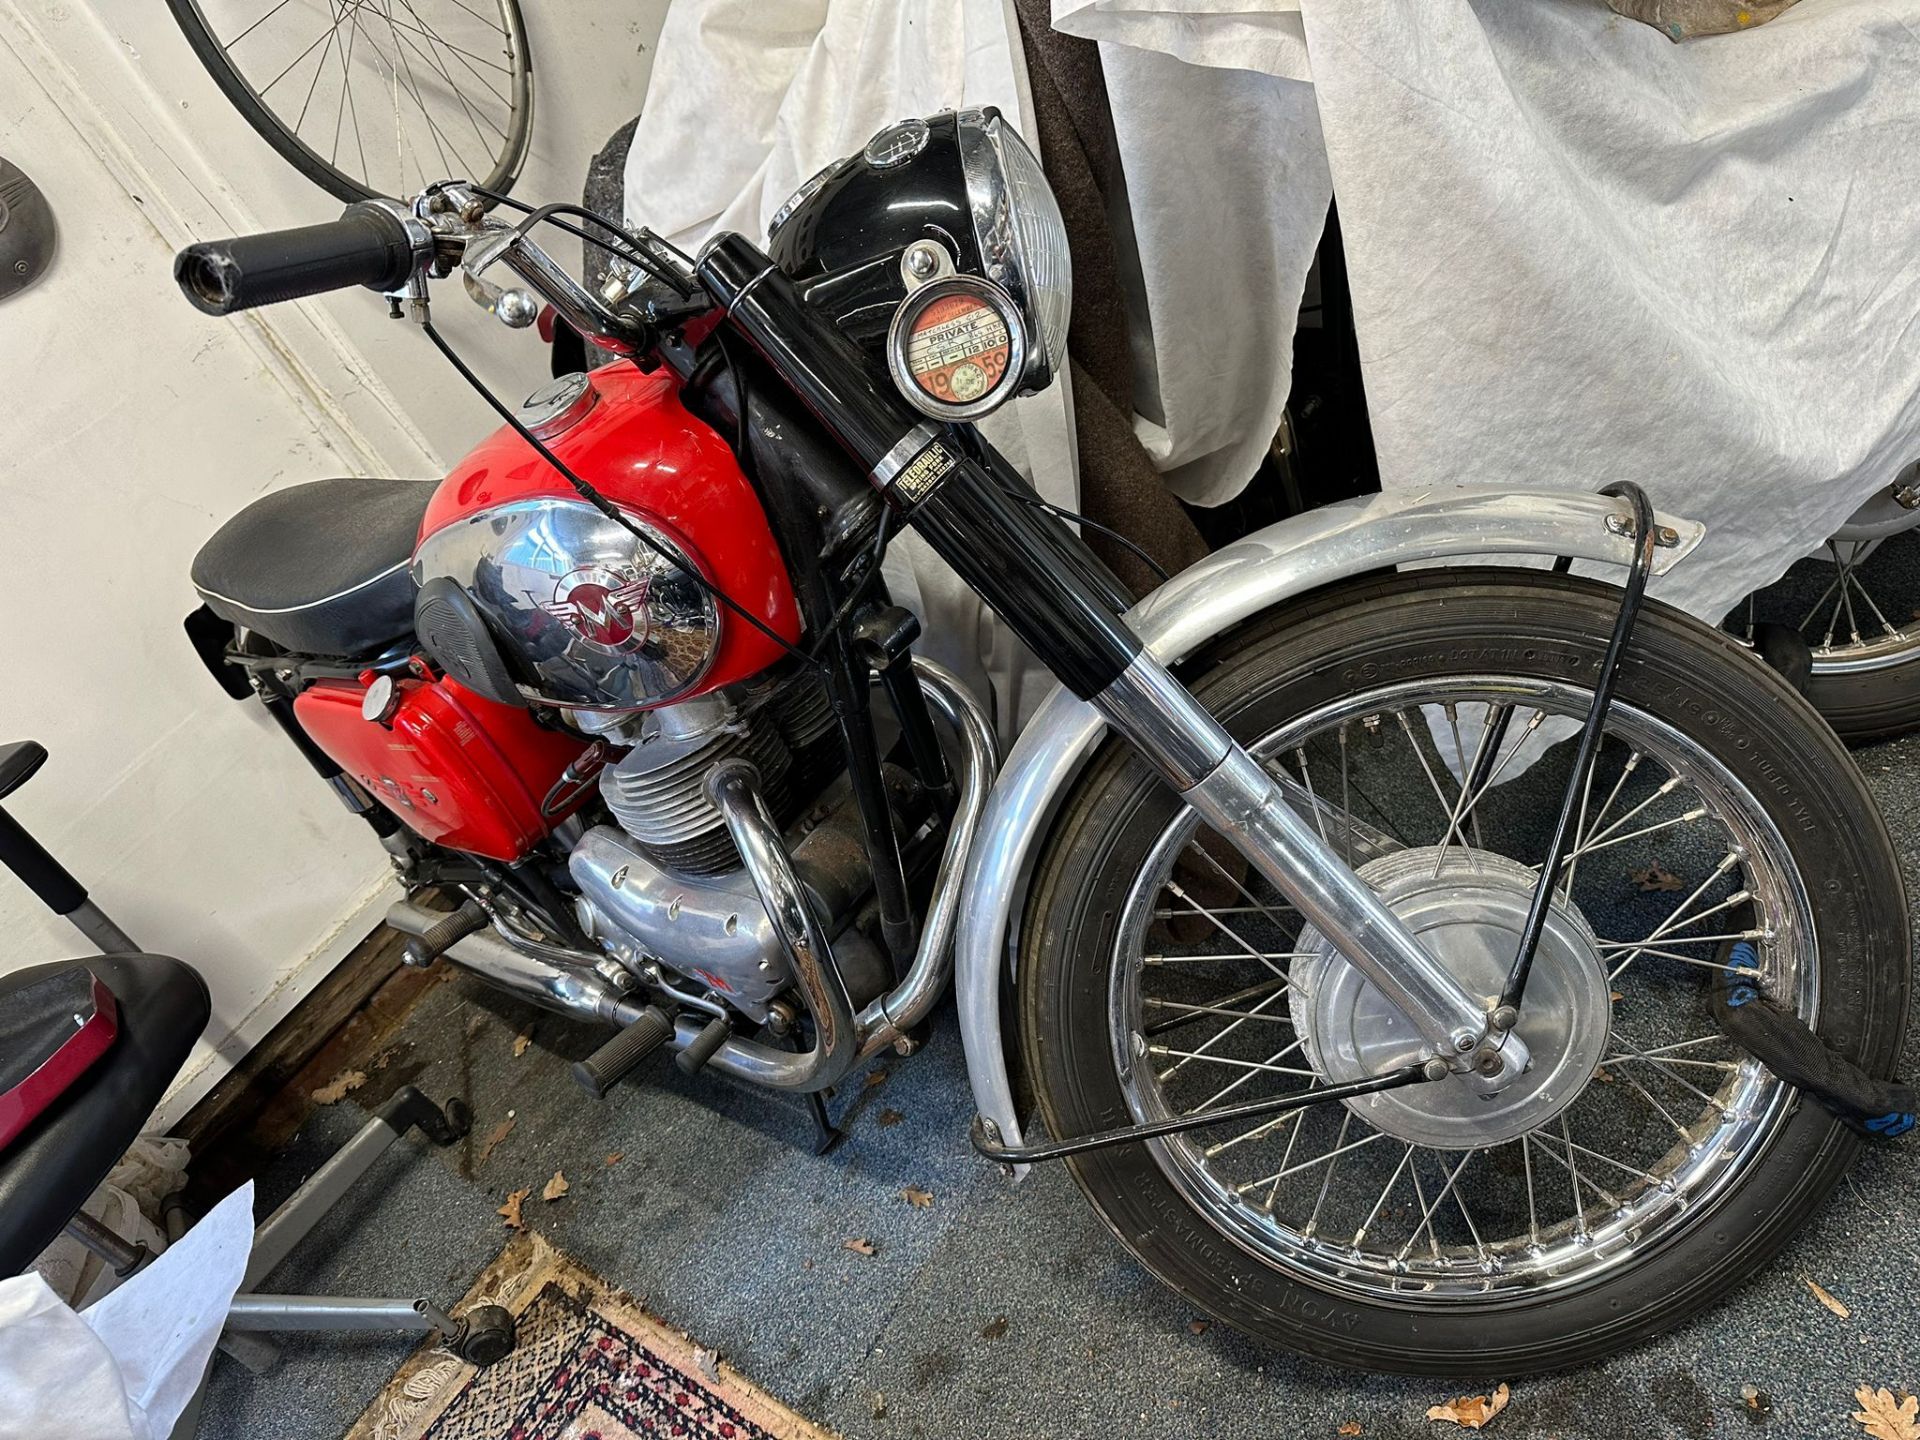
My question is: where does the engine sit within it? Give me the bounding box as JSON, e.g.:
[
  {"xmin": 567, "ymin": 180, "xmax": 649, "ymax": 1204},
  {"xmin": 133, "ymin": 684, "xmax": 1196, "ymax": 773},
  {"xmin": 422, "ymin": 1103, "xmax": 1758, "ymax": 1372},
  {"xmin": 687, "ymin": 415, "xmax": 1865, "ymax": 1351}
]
[
  {"xmin": 595, "ymin": 672, "xmax": 839, "ymax": 877},
  {"xmin": 564, "ymin": 674, "xmax": 904, "ymax": 1025}
]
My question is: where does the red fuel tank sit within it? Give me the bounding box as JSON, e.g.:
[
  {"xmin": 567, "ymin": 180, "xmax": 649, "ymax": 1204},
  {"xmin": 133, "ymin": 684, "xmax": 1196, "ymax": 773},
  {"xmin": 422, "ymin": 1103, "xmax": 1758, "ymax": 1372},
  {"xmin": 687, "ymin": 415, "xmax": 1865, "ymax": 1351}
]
[
  {"xmin": 415, "ymin": 363, "xmax": 801, "ymax": 713},
  {"xmin": 293, "ymin": 675, "xmax": 587, "ymax": 861}
]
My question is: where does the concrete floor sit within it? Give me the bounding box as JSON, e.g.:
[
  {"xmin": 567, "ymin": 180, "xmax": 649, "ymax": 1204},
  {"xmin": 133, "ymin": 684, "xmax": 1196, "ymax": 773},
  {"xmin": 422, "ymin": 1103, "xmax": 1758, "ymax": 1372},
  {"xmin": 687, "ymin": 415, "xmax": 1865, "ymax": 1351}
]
[{"xmin": 200, "ymin": 732, "xmax": 1920, "ymax": 1440}]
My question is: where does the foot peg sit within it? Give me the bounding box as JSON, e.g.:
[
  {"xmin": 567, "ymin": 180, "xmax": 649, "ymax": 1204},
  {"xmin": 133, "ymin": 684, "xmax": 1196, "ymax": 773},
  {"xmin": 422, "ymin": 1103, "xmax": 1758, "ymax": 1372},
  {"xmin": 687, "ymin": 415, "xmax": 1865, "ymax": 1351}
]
[
  {"xmin": 402, "ymin": 900, "xmax": 487, "ymax": 968},
  {"xmin": 571, "ymin": 1005, "xmax": 674, "ymax": 1098},
  {"xmin": 675, "ymin": 1016, "xmax": 731, "ymax": 1075}
]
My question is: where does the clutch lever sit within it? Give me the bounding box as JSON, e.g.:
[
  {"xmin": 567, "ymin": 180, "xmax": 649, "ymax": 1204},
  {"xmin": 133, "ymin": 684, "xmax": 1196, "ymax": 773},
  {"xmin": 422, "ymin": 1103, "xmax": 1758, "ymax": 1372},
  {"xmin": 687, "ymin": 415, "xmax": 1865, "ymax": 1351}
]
[{"xmin": 460, "ymin": 228, "xmax": 540, "ymax": 329}]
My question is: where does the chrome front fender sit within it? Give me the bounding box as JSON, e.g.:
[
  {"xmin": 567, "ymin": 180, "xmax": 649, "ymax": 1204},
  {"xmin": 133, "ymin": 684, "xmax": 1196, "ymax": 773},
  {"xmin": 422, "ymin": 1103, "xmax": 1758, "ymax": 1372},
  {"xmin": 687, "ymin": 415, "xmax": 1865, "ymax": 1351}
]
[{"xmin": 955, "ymin": 484, "xmax": 1705, "ymax": 1159}]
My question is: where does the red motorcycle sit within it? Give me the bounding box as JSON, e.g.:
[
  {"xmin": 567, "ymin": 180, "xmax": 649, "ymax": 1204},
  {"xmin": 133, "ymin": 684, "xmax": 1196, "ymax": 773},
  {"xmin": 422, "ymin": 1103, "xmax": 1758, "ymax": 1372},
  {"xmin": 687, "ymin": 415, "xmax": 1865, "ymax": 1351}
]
[{"xmin": 174, "ymin": 111, "xmax": 1911, "ymax": 1373}]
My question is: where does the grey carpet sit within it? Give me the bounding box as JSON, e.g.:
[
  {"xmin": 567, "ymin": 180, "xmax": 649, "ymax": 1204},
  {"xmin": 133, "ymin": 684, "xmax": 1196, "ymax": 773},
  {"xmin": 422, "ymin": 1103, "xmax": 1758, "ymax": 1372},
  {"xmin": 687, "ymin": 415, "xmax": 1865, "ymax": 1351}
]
[{"xmin": 197, "ymin": 732, "xmax": 1920, "ymax": 1440}]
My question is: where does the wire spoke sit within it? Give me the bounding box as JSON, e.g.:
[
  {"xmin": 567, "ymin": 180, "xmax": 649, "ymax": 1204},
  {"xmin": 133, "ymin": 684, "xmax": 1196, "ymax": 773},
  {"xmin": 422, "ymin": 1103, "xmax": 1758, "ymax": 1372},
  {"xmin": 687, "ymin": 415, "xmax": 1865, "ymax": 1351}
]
[
  {"xmin": 1148, "ymin": 984, "xmax": 1293, "ymax": 1083},
  {"xmin": 1162, "ymin": 881, "xmax": 1292, "ymax": 982},
  {"xmin": 225, "ymin": 0, "xmax": 302, "ymax": 48},
  {"xmin": 391, "ymin": 0, "xmax": 509, "ymax": 141},
  {"xmin": 1395, "ymin": 1149, "xmax": 1479, "ymax": 1262},
  {"xmin": 1299, "ymin": 1112, "xmax": 1356, "ymax": 1232},
  {"xmin": 1352, "ymin": 1145, "xmax": 1416, "ymax": 1246},
  {"xmin": 256, "ymin": 16, "xmax": 344, "ymax": 98}
]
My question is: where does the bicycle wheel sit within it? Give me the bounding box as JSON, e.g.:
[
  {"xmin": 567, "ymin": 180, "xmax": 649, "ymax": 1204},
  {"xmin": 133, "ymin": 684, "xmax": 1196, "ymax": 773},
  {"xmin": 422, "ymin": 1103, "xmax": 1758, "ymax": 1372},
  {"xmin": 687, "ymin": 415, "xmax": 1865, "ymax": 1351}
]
[{"xmin": 166, "ymin": 0, "xmax": 532, "ymax": 206}]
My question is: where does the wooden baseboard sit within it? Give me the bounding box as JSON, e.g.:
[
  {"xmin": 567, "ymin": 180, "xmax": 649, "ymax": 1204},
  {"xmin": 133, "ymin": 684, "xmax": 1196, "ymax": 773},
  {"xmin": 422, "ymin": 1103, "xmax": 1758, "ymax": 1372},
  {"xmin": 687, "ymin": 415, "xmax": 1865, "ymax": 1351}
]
[{"xmin": 174, "ymin": 915, "xmax": 411, "ymax": 1153}]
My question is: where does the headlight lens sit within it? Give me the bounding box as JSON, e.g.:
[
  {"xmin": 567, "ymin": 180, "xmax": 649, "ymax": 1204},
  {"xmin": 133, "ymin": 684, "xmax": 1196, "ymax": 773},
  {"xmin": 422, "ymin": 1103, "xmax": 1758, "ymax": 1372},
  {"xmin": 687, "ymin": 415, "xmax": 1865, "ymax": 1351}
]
[{"xmin": 955, "ymin": 109, "xmax": 1072, "ymax": 391}]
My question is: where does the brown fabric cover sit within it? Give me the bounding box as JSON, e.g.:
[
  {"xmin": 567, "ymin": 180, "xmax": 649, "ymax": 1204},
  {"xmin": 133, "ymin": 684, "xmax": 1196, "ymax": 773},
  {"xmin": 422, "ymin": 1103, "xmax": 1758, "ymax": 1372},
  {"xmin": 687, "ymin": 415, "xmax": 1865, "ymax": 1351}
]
[
  {"xmin": 1607, "ymin": 0, "xmax": 1801, "ymax": 40},
  {"xmin": 1013, "ymin": 0, "xmax": 1209, "ymax": 598}
]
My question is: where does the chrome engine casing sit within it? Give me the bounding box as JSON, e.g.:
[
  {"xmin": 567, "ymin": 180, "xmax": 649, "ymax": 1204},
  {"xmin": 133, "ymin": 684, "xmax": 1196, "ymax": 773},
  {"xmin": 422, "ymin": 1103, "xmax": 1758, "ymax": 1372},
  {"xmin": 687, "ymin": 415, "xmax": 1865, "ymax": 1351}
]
[{"xmin": 569, "ymin": 768, "xmax": 895, "ymax": 1024}]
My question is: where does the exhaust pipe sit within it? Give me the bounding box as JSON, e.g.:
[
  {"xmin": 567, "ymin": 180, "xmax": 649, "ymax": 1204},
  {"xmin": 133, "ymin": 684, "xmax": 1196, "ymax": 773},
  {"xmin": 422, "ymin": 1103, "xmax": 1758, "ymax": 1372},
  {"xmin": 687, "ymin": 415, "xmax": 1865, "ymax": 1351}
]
[{"xmin": 384, "ymin": 899, "xmax": 638, "ymax": 1025}]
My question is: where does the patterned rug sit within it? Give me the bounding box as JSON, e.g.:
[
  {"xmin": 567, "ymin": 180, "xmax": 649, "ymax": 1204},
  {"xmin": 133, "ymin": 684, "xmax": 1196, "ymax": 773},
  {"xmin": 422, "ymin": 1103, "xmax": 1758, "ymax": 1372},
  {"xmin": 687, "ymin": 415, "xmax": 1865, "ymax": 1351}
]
[{"xmin": 346, "ymin": 1234, "xmax": 836, "ymax": 1440}]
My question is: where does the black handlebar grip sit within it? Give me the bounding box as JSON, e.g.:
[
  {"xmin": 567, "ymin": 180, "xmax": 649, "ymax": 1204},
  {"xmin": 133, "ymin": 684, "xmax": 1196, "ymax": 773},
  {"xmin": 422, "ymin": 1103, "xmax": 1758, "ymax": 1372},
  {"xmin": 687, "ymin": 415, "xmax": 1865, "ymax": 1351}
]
[{"xmin": 174, "ymin": 202, "xmax": 422, "ymax": 315}]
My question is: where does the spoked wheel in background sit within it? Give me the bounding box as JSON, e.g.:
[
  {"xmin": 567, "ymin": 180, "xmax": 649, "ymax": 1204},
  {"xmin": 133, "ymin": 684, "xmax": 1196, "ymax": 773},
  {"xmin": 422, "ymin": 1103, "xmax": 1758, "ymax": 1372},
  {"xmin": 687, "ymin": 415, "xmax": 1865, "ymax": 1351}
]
[
  {"xmin": 1731, "ymin": 471, "xmax": 1920, "ymax": 743},
  {"xmin": 166, "ymin": 0, "xmax": 532, "ymax": 204},
  {"xmin": 1021, "ymin": 570, "xmax": 1908, "ymax": 1374}
]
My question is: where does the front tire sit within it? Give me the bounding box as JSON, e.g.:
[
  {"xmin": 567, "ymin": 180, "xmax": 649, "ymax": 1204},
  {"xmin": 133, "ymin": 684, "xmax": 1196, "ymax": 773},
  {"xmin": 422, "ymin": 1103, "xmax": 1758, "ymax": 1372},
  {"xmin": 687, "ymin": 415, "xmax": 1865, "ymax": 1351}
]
[{"xmin": 1019, "ymin": 569, "xmax": 1907, "ymax": 1374}]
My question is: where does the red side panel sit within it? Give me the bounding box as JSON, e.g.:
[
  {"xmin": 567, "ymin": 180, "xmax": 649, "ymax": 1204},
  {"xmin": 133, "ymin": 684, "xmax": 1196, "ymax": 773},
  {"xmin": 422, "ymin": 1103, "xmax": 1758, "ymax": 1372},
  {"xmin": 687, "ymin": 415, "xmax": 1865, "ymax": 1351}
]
[
  {"xmin": 293, "ymin": 676, "xmax": 588, "ymax": 862},
  {"xmin": 420, "ymin": 363, "xmax": 801, "ymax": 700}
]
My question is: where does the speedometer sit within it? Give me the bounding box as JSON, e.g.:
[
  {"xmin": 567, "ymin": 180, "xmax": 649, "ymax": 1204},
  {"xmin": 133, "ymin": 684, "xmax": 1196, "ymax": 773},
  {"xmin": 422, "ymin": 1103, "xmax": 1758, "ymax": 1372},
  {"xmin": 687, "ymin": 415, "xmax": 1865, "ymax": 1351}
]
[{"xmin": 885, "ymin": 275, "xmax": 1028, "ymax": 421}]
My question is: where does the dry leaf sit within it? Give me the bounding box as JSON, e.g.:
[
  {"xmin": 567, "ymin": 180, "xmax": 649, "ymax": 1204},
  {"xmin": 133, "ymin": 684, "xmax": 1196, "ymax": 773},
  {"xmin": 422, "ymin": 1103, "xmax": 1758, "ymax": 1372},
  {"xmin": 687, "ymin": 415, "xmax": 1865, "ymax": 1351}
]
[
  {"xmin": 541, "ymin": 1169, "xmax": 570, "ymax": 1202},
  {"xmin": 1427, "ymin": 1383, "xmax": 1511, "ymax": 1430},
  {"xmin": 877, "ymin": 1107, "xmax": 905, "ymax": 1127},
  {"xmin": 1187, "ymin": 1319, "xmax": 1210, "ymax": 1336},
  {"xmin": 310, "ymin": 1069, "xmax": 367, "ymax": 1105},
  {"xmin": 865, "ymin": 1070, "xmax": 889, "ymax": 1089},
  {"xmin": 476, "ymin": 1116, "xmax": 516, "ymax": 1166},
  {"xmin": 1805, "ymin": 1277, "xmax": 1851, "ymax": 1318},
  {"xmin": 511, "ymin": 1031, "xmax": 531, "ymax": 1057},
  {"xmin": 980, "ymin": 1316, "xmax": 1009, "ymax": 1340},
  {"xmin": 1630, "ymin": 864, "xmax": 1685, "ymax": 892},
  {"xmin": 1609, "ymin": 991, "xmax": 1624, "ymax": 1003},
  {"xmin": 901, "ymin": 1185, "xmax": 934, "ymax": 1209},
  {"xmin": 693, "ymin": 1346, "xmax": 721, "ymax": 1386},
  {"xmin": 1339, "ymin": 1425, "xmax": 1363, "ymax": 1438},
  {"xmin": 497, "ymin": 1187, "xmax": 530, "ymax": 1230},
  {"xmin": 1594, "ymin": 1067, "xmax": 1615, "ymax": 1084},
  {"xmin": 843, "ymin": 1237, "xmax": 877, "ymax": 1256},
  {"xmin": 1853, "ymin": 1387, "xmax": 1920, "ymax": 1440},
  {"xmin": 605, "ymin": 1151, "xmax": 624, "ymax": 1167}
]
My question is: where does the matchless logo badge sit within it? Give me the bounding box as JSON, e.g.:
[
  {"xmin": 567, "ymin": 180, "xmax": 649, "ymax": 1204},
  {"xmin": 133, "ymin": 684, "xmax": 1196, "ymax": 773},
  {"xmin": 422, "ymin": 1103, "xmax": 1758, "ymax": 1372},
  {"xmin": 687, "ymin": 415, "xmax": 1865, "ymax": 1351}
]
[{"xmin": 543, "ymin": 565, "xmax": 652, "ymax": 653}]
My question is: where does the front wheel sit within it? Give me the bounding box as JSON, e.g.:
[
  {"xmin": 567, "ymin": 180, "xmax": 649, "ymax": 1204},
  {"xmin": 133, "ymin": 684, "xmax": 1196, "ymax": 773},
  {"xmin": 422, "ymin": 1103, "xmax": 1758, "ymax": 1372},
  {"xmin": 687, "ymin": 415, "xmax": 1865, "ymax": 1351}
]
[{"xmin": 1019, "ymin": 569, "xmax": 1908, "ymax": 1374}]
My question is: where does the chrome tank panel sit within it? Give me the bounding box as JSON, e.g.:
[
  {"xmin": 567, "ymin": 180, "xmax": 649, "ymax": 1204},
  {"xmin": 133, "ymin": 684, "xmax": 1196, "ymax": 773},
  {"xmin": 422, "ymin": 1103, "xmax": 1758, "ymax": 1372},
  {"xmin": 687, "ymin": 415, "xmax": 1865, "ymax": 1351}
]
[{"xmin": 412, "ymin": 498, "xmax": 719, "ymax": 713}]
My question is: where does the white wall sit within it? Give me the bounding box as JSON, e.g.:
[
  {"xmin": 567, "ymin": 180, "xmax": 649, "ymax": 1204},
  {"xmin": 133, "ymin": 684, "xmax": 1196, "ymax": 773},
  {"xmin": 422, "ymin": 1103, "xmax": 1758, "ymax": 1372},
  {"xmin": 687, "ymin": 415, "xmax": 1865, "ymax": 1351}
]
[{"xmin": 0, "ymin": 0, "xmax": 666, "ymax": 1122}]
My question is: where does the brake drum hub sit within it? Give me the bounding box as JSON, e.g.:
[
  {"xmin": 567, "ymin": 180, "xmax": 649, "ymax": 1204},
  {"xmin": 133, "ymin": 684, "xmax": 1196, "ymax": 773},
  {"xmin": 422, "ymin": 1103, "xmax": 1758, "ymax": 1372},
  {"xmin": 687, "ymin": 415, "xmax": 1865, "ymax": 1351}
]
[{"xmin": 1290, "ymin": 848, "xmax": 1611, "ymax": 1149}]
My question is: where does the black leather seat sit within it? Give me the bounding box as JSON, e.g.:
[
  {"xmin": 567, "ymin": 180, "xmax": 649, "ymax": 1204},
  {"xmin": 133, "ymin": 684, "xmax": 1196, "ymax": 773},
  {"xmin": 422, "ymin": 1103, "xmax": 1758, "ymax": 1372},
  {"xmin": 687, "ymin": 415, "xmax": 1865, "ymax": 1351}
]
[
  {"xmin": 0, "ymin": 955, "xmax": 210, "ymax": 1277},
  {"xmin": 191, "ymin": 477, "xmax": 435, "ymax": 657}
]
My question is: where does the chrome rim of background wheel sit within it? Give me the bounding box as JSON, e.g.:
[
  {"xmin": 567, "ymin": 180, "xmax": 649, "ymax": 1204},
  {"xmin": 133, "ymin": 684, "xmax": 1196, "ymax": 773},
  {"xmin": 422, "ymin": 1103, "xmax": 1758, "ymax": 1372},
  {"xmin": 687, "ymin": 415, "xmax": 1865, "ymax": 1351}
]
[
  {"xmin": 1107, "ymin": 676, "xmax": 1816, "ymax": 1302},
  {"xmin": 175, "ymin": 0, "xmax": 532, "ymax": 203},
  {"xmin": 1756, "ymin": 535, "xmax": 1920, "ymax": 677}
]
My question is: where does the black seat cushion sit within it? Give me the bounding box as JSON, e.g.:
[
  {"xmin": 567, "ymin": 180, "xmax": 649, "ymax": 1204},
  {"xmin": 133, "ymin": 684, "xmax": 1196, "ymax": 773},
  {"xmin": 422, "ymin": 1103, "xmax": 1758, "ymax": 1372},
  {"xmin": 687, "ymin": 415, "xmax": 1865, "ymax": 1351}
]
[
  {"xmin": 0, "ymin": 955, "xmax": 209, "ymax": 1277},
  {"xmin": 191, "ymin": 477, "xmax": 435, "ymax": 656}
]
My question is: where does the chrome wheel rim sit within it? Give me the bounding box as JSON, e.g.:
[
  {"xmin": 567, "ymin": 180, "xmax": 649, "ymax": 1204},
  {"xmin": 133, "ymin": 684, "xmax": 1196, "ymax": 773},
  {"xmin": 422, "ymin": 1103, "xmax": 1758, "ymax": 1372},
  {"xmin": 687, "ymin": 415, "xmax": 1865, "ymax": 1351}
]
[
  {"xmin": 1739, "ymin": 533, "xmax": 1920, "ymax": 676},
  {"xmin": 1107, "ymin": 676, "xmax": 1817, "ymax": 1302}
]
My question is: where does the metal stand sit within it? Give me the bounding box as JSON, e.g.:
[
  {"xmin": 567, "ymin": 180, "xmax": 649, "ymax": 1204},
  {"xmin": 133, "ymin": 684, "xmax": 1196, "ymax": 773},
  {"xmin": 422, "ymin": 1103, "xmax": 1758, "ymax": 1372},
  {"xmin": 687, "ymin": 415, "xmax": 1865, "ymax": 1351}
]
[{"xmin": 0, "ymin": 740, "xmax": 517, "ymax": 1440}]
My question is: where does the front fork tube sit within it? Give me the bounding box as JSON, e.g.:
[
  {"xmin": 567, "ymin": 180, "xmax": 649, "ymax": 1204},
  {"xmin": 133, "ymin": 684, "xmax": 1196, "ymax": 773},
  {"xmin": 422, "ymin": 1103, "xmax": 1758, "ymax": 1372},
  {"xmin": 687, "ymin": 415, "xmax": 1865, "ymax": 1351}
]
[
  {"xmin": 911, "ymin": 463, "xmax": 1529, "ymax": 1088},
  {"xmin": 695, "ymin": 234, "xmax": 1521, "ymax": 1084}
]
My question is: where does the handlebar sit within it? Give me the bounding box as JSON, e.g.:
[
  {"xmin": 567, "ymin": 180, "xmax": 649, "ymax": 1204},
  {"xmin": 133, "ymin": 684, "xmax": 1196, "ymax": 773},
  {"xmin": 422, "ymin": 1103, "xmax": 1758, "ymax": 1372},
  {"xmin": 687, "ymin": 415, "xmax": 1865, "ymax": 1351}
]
[{"xmin": 174, "ymin": 202, "xmax": 426, "ymax": 315}]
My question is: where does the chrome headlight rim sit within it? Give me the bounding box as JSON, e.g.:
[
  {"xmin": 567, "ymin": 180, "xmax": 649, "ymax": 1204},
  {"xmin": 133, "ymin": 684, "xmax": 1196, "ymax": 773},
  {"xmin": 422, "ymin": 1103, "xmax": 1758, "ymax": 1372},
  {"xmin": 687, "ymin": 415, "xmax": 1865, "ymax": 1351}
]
[{"xmin": 955, "ymin": 107, "xmax": 1071, "ymax": 391}]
